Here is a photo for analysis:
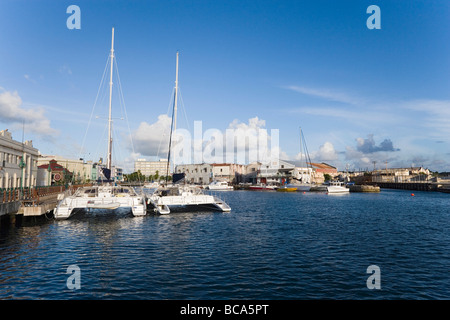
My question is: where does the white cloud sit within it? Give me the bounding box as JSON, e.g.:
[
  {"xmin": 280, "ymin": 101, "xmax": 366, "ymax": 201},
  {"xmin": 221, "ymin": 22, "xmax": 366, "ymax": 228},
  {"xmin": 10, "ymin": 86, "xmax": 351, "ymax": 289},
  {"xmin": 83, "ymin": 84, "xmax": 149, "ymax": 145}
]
[
  {"xmin": 311, "ymin": 141, "xmax": 339, "ymax": 161},
  {"xmin": 228, "ymin": 116, "xmax": 266, "ymax": 130},
  {"xmin": 130, "ymin": 115, "xmax": 282, "ymax": 165},
  {"xmin": 0, "ymin": 89, "xmax": 58, "ymax": 138},
  {"xmin": 131, "ymin": 114, "xmax": 172, "ymax": 158}
]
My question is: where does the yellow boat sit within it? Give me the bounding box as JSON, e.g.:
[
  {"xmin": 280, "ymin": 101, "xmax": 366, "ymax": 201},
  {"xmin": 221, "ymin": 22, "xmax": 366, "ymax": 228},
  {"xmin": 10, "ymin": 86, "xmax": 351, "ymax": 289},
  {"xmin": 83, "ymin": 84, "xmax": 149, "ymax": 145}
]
[{"xmin": 276, "ymin": 187, "xmax": 298, "ymax": 192}]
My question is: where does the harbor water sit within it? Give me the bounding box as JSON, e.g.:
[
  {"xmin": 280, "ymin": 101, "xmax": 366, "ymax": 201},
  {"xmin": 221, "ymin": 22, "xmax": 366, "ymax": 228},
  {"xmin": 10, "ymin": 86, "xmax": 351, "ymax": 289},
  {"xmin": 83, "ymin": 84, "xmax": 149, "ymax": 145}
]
[{"xmin": 0, "ymin": 189, "xmax": 449, "ymax": 299}]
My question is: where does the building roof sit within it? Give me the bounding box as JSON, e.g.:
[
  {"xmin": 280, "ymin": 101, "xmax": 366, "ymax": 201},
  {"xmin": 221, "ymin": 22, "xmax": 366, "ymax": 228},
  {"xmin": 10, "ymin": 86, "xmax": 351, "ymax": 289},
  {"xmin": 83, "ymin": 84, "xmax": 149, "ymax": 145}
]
[
  {"xmin": 308, "ymin": 162, "xmax": 336, "ymax": 169},
  {"xmin": 37, "ymin": 159, "xmax": 72, "ymax": 173}
]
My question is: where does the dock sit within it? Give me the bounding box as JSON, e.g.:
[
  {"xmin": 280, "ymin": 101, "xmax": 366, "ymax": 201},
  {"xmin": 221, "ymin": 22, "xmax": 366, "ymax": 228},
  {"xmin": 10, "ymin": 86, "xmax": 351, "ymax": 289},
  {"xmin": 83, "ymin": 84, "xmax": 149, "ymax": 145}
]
[
  {"xmin": 349, "ymin": 185, "xmax": 380, "ymax": 192},
  {"xmin": 367, "ymin": 182, "xmax": 450, "ymax": 193},
  {"xmin": 0, "ymin": 184, "xmax": 90, "ymax": 224}
]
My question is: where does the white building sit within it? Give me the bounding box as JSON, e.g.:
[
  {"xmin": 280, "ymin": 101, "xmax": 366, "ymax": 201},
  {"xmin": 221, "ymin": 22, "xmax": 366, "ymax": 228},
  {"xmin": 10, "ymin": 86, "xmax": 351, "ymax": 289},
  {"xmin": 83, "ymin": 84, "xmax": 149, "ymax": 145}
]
[
  {"xmin": 134, "ymin": 159, "xmax": 170, "ymax": 177},
  {"xmin": 0, "ymin": 129, "xmax": 39, "ymax": 189}
]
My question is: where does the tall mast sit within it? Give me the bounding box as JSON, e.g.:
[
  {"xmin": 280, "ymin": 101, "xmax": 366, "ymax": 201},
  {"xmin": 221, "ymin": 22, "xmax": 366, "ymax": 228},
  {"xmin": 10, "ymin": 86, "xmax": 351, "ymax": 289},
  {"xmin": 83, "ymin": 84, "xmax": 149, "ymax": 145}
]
[
  {"xmin": 166, "ymin": 52, "xmax": 179, "ymax": 182},
  {"xmin": 107, "ymin": 27, "xmax": 114, "ymax": 171},
  {"xmin": 299, "ymin": 127, "xmax": 303, "ymax": 166},
  {"xmin": 173, "ymin": 51, "xmax": 179, "ymax": 137}
]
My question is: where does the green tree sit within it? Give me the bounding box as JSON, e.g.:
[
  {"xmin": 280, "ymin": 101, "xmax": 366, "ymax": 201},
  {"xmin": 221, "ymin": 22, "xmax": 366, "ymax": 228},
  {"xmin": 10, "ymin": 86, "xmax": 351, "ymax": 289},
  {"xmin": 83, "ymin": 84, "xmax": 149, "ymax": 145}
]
[{"xmin": 324, "ymin": 173, "xmax": 331, "ymax": 181}]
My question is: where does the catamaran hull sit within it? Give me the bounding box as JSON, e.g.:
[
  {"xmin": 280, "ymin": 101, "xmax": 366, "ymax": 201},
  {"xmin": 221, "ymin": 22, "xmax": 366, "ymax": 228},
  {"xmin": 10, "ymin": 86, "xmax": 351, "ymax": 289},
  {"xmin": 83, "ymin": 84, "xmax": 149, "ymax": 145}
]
[
  {"xmin": 206, "ymin": 186, "xmax": 234, "ymax": 191},
  {"xmin": 54, "ymin": 205, "xmax": 147, "ymax": 220},
  {"xmin": 54, "ymin": 190, "xmax": 147, "ymax": 220},
  {"xmin": 147, "ymin": 195, "xmax": 231, "ymax": 215}
]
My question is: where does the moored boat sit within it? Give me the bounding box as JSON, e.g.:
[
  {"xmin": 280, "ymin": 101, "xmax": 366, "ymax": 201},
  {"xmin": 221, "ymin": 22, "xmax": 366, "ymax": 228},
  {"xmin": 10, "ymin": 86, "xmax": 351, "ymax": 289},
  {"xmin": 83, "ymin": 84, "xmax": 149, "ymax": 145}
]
[
  {"xmin": 326, "ymin": 181, "xmax": 349, "ymax": 194},
  {"xmin": 276, "ymin": 186, "xmax": 298, "ymax": 192},
  {"xmin": 206, "ymin": 181, "xmax": 234, "ymax": 191},
  {"xmin": 146, "ymin": 52, "xmax": 231, "ymax": 215},
  {"xmin": 249, "ymin": 184, "xmax": 277, "ymax": 191},
  {"xmin": 54, "ymin": 28, "xmax": 146, "ymax": 220}
]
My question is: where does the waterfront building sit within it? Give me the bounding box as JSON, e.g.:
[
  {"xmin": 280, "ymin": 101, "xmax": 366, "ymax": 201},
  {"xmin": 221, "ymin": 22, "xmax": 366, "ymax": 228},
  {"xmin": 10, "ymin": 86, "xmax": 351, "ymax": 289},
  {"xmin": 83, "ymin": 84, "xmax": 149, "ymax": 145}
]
[
  {"xmin": 234, "ymin": 161, "xmax": 260, "ymax": 184},
  {"xmin": 175, "ymin": 160, "xmax": 341, "ymax": 186},
  {"xmin": 371, "ymin": 167, "xmax": 431, "ymax": 183},
  {"xmin": 37, "ymin": 155, "xmax": 94, "ymax": 184},
  {"xmin": 37, "ymin": 160, "xmax": 74, "ymax": 186},
  {"xmin": 211, "ymin": 163, "xmax": 245, "ymax": 182},
  {"xmin": 175, "ymin": 163, "xmax": 246, "ymax": 185},
  {"xmin": 176, "ymin": 163, "xmax": 213, "ymax": 185},
  {"xmin": 292, "ymin": 167, "xmax": 314, "ymax": 183},
  {"xmin": 0, "ymin": 129, "xmax": 39, "ymax": 189},
  {"xmin": 235, "ymin": 160, "xmax": 296, "ymax": 186},
  {"xmin": 37, "ymin": 155, "xmax": 124, "ymax": 184},
  {"xmin": 256, "ymin": 160, "xmax": 295, "ymax": 185},
  {"xmin": 134, "ymin": 159, "xmax": 169, "ymax": 177},
  {"xmin": 308, "ymin": 162, "xmax": 338, "ymax": 174}
]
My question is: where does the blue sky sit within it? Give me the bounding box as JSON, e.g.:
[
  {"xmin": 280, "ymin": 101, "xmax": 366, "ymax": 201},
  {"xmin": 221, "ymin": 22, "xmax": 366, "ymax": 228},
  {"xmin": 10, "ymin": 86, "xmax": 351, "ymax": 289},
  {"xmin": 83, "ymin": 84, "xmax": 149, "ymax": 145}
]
[{"xmin": 0, "ymin": 0, "xmax": 449, "ymax": 172}]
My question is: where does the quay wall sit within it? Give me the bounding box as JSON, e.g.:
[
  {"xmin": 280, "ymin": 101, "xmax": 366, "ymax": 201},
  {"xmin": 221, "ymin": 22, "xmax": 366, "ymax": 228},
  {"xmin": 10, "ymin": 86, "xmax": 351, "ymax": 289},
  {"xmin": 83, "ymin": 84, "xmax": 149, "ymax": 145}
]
[
  {"xmin": 368, "ymin": 182, "xmax": 438, "ymax": 192},
  {"xmin": 0, "ymin": 201, "xmax": 21, "ymax": 217}
]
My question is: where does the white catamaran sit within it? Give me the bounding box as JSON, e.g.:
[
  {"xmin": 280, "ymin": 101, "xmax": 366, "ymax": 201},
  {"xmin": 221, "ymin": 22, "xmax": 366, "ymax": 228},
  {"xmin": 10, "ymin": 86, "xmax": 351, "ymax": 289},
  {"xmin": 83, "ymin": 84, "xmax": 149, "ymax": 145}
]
[
  {"xmin": 54, "ymin": 28, "xmax": 147, "ymax": 220},
  {"xmin": 146, "ymin": 52, "xmax": 231, "ymax": 214}
]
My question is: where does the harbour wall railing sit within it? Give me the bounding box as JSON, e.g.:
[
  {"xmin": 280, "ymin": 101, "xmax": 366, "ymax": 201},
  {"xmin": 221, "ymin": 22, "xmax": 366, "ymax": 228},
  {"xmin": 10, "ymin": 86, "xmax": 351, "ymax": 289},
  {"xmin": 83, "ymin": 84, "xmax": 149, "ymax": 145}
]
[{"xmin": 0, "ymin": 184, "xmax": 91, "ymax": 217}]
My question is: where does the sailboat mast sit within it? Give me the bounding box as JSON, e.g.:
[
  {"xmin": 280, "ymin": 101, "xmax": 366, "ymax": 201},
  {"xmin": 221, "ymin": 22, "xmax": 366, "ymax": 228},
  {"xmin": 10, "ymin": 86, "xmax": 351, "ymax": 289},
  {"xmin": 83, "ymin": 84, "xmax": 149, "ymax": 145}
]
[
  {"xmin": 107, "ymin": 27, "xmax": 115, "ymax": 171},
  {"xmin": 173, "ymin": 51, "xmax": 179, "ymax": 138},
  {"xmin": 166, "ymin": 52, "xmax": 179, "ymax": 182},
  {"xmin": 299, "ymin": 127, "xmax": 303, "ymax": 166}
]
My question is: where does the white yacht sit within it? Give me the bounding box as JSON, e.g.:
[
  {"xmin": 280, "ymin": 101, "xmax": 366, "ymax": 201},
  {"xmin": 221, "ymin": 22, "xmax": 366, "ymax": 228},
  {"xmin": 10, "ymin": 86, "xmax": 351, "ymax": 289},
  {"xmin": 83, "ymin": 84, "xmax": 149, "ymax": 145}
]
[
  {"xmin": 206, "ymin": 181, "xmax": 234, "ymax": 191},
  {"xmin": 54, "ymin": 185, "xmax": 146, "ymax": 219},
  {"xmin": 147, "ymin": 184, "xmax": 231, "ymax": 214},
  {"xmin": 147, "ymin": 52, "xmax": 231, "ymax": 215},
  {"xmin": 54, "ymin": 28, "xmax": 146, "ymax": 220},
  {"xmin": 326, "ymin": 181, "xmax": 350, "ymax": 194}
]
